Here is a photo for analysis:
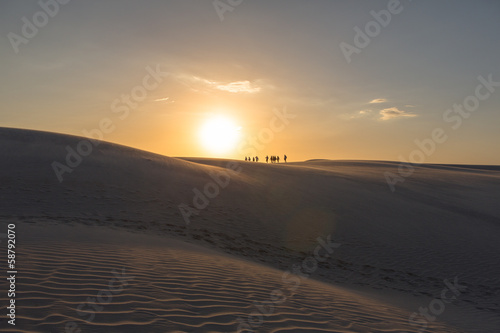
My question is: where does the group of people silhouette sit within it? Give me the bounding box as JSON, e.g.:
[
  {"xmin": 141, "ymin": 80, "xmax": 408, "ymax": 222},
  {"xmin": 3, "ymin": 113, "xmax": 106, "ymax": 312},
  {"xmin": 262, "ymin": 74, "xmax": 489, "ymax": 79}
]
[
  {"xmin": 245, "ymin": 155, "xmax": 287, "ymax": 163},
  {"xmin": 245, "ymin": 156, "xmax": 260, "ymax": 162}
]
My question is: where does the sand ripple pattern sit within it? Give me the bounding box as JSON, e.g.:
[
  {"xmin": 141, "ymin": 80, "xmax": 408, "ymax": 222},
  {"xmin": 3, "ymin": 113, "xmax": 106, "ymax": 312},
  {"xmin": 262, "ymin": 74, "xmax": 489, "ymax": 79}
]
[{"xmin": 0, "ymin": 239, "xmax": 465, "ymax": 333}]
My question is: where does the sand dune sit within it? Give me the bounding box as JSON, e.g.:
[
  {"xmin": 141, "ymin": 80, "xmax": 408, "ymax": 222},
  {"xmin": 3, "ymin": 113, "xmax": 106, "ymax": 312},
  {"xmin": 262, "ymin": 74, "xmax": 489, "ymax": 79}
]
[
  {"xmin": 2, "ymin": 224, "xmax": 465, "ymax": 333},
  {"xmin": 1, "ymin": 127, "xmax": 499, "ymax": 332}
]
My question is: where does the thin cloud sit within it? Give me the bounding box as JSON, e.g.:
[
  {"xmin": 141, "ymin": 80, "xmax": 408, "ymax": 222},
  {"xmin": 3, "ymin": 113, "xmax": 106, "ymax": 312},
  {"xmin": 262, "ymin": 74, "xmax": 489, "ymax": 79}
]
[
  {"xmin": 173, "ymin": 73, "xmax": 262, "ymax": 94},
  {"xmin": 215, "ymin": 80, "xmax": 261, "ymax": 93},
  {"xmin": 154, "ymin": 97, "xmax": 173, "ymax": 102},
  {"xmin": 191, "ymin": 76, "xmax": 216, "ymax": 85},
  {"xmin": 369, "ymin": 98, "xmax": 387, "ymax": 104},
  {"xmin": 379, "ymin": 107, "xmax": 417, "ymax": 120},
  {"xmin": 353, "ymin": 109, "xmax": 372, "ymax": 118},
  {"xmin": 169, "ymin": 74, "xmax": 207, "ymax": 93},
  {"xmin": 340, "ymin": 110, "xmax": 372, "ymax": 120}
]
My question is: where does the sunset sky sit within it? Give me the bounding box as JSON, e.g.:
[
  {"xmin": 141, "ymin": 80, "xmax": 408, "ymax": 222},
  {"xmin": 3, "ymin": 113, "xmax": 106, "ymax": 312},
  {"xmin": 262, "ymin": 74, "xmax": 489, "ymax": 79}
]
[{"xmin": 1, "ymin": 0, "xmax": 499, "ymax": 164}]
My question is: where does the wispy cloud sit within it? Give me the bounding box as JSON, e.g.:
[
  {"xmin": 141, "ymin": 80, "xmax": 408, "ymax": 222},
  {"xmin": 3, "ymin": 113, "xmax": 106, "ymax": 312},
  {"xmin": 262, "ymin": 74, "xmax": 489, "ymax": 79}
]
[
  {"xmin": 340, "ymin": 109, "xmax": 373, "ymax": 120},
  {"xmin": 172, "ymin": 73, "xmax": 263, "ymax": 94},
  {"xmin": 215, "ymin": 80, "xmax": 261, "ymax": 93},
  {"xmin": 379, "ymin": 107, "xmax": 417, "ymax": 120},
  {"xmin": 190, "ymin": 76, "xmax": 216, "ymax": 85},
  {"xmin": 154, "ymin": 97, "xmax": 173, "ymax": 103},
  {"xmin": 369, "ymin": 98, "xmax": 387, "ymax": 104}
]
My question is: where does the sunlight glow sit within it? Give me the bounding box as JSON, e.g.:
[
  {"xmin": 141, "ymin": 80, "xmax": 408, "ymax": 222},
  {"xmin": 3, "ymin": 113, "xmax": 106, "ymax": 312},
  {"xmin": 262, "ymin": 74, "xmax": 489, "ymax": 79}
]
[{"xmin": 199, "ymin": 116, "xmax": 241, "ymax": 155}]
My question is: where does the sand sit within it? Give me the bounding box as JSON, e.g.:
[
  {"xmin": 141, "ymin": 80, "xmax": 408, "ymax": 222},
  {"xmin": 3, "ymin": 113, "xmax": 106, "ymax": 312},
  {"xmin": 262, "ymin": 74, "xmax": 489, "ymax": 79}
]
[{"xmin": 0, "ymin": 127, "xmax": 499, "ymax": 332}]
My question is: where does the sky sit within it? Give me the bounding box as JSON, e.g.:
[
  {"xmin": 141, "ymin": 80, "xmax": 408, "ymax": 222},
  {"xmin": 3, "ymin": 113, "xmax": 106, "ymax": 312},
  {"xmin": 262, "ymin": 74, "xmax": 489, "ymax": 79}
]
[{"xmin": 1, "ymin": 0, "xmax": 499, "ymax": 164}]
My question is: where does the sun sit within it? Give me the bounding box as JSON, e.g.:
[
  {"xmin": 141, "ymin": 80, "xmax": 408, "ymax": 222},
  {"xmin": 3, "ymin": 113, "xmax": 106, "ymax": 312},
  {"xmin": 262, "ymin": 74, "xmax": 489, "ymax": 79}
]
[{"xmin": 199, "ymin": 116, "xmax": 241, "ymax": 155}]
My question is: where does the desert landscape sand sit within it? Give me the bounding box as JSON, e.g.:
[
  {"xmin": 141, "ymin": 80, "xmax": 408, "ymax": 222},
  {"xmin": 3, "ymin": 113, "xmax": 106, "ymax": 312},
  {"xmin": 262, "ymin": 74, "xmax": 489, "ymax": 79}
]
[{"xmin": 1, "ymin": 127, "xmax": 499, "ymax": 332}]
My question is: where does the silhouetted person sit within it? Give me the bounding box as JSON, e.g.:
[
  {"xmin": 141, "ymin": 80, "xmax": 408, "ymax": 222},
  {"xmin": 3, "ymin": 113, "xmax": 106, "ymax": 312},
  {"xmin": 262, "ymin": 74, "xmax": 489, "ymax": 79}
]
[
  {"xmin": 245, "ymin": 157, "xmax": 247, "ymax": 161},
  {"xmin": 265, "ymin": 155, "xmax": 269, "ymax": 163},
  {"xmin": 277, "ymin": 156, "xmax": 280, "ymax": 163},
  {"xmin": 284, "ymin": 154, "xmax": 287, "ymax": 163},
  {"xmin": 256, "ymin": 156, "xmax": 259, "ymax": 162},
  {"xmin": 252, "ymin": 157, "xmax": 255, "ymax": 162}
]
